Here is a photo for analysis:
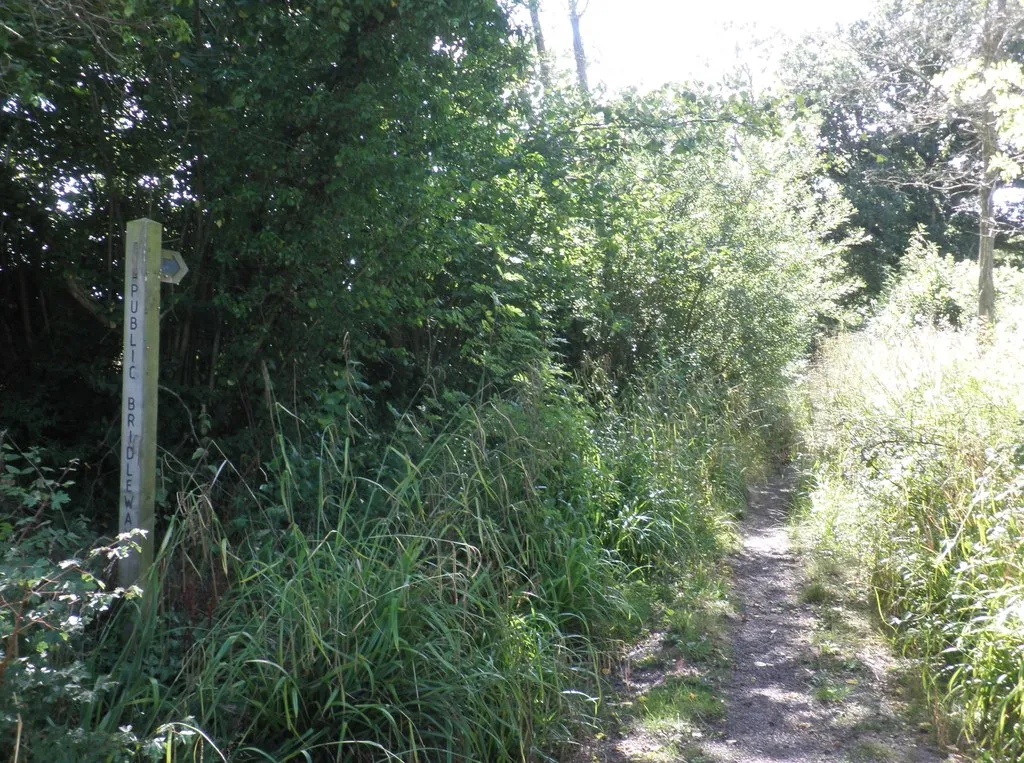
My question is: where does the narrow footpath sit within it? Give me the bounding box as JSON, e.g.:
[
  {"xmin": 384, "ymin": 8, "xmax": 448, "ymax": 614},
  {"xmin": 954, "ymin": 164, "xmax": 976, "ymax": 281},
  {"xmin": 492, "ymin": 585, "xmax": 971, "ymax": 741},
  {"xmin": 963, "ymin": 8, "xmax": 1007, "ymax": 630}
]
[
  {"xmin": 696, "ymin": 473, "xmax": 949, "ymax": 763},
  {"xmin": 583, "ymin": 473, "xmax": 957, "ymax": 763}
]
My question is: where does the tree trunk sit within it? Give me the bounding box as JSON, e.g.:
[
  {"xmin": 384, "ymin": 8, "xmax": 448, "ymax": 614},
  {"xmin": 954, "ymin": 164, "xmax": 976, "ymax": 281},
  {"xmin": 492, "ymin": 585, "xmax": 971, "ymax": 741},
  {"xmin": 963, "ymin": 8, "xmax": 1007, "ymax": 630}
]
[
  {"xmin": 17, "ymin": 265, "xmax": 33, "ymax": 351},
  {"xmin": 978, "ymin": 182, "xmax": 996, "ymax": 322},
  {"xmin": 569, "ymin": 0, "xmax": 588, "ymax": 93},
  {"xmin": 528, "ymin": 0, "xmax": 551, "ymax": 87},
  {"xmin": 977, "ymin": 0, "xmax": 1006, "ymax": 323}
]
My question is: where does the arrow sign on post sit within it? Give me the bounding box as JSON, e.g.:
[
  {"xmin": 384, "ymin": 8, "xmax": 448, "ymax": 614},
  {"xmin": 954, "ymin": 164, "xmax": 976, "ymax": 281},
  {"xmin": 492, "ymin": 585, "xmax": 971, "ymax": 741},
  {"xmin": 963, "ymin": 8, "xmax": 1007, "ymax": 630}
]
[{"xmin": 160, "ymin": 249, "xmax": 188, "ymax": 284}]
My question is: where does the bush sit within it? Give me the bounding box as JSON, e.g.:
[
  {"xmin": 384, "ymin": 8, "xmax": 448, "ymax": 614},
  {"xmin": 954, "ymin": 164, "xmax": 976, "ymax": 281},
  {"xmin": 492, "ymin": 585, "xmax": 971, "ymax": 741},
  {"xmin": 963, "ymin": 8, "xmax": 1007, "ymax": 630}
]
[
  {"xmin": 796, "ymin": 305, "xmax": 1024, "ymax": 759},
  {"xmin": 0, "ymin": 440, "xmax": 140, "ymax": 760},
  {"xmin": 876, "ymin": 228, "xmax": 1024, "ymax": 331},
  {"xmin": 1, "ymin": 357, "xmax": 781, "ymax": 761}
]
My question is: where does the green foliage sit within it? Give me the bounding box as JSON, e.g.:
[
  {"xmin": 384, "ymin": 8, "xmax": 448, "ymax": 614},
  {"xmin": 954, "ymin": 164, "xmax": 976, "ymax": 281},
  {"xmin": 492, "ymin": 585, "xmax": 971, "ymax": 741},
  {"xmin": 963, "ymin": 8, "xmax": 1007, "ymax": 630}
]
[
  {"xmin": 5, "ymin": 369, "xmax": 772, "ymax": 761},
  {"xmin": 876, "ymin": 231, "xmax": 1024, "ymax": 330},
  {"xmin": 876, "ymin": 231, "xmax": 966, "ymax": 328},
  {"xmin": 0, "ymin": 440, "xmax": 140, "ymax": 759},
  {"xmin": 1, "ymin": 0, "xmax": 547, "ymax": 482},
  {"xmin": 174, "ymin": 379, "xmax": 764, "ymax": 760},
  {"xmin": 597, "ymin": 366, "xmax": 759, "ymax": 569},
  {"xmin": 795, "ymin": 293, "xmax": 1024, "ymax": 759},
  {"xmin": 538, "ymin": 85, "xmax": 858, "ymax": 392},
  {"xmin": 1, "ymin": 0, "xmax": 854, "ymax": 508},
  {"xmin": 0, "ymin": 0, "xmax": 857, "ymax": 757},
  {"xmin": 780, "ymin": 0, "xmax": 1018, "ymax": 295},
  {"xmin": 638, "ymin": 675, "xmax": 724, "ymax": 727}
]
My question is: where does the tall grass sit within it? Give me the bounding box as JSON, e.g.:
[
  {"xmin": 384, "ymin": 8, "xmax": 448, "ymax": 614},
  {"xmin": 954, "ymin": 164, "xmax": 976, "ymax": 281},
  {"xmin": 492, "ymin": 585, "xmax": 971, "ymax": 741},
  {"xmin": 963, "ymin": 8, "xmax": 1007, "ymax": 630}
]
[
  {"xmin": 796, "ymin": 279, "xmax": 1024, "ymax": 759},
  {"xmin": 3, "ymin": 370, "xmax": 770, "ymax": 761}
]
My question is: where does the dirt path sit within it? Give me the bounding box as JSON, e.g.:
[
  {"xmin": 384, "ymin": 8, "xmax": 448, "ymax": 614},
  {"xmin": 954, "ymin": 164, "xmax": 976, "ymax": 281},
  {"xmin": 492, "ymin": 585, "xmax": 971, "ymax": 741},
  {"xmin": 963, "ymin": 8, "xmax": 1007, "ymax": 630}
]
[
  {"xmin": 696, "ymin": 472, "xmax": 949, "ymax": 763},
  {"xmin": 582, "ymin": 472, "xmax": 956, "ymax": 763}
]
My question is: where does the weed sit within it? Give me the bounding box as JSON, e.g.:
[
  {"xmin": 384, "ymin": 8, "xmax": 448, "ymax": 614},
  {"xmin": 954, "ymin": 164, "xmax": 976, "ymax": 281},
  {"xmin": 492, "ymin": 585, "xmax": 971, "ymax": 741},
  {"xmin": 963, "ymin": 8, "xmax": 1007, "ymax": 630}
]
[
  {"xmin": 800, "ymin": 580, "xmax": 833, "ymax": 605},
  {"xmin": 795, "ymin": 287, "xmax": 1024, "ymax": 758},
  {"xmin": 639, "ymin": 675, "xmax": 725, "ymax": 729},
  {"xmin": 848, "ymin": 739, "xmax": 899, "ymax": 762},
  {"xmin": 812, "ymin": 676, "xmax": 854, "ymax": 704}
]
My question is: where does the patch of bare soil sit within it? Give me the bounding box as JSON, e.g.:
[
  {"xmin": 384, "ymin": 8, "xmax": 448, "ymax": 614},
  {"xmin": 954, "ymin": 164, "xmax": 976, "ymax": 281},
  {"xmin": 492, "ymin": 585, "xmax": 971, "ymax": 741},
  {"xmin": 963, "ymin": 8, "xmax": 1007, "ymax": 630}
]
[{"xmin": 575, "ymin": 472, "xmax": 963, "ymax": 763}]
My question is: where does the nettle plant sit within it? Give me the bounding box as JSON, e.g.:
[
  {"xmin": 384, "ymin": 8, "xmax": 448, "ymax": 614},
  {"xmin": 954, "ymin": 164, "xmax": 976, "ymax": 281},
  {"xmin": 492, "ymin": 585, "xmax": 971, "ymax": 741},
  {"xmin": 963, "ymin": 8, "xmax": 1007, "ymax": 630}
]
[{"xmin": 0, "ymin": 440, "xmax": 139, "ymax": 752}]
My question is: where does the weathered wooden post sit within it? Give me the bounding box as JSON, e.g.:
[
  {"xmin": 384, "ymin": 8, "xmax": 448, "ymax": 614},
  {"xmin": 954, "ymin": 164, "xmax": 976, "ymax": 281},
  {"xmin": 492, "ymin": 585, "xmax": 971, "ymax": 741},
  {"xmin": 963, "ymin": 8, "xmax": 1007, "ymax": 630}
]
[{"xmin": 118, "ymin": 218, "xmax": 188, "ymax": 590}]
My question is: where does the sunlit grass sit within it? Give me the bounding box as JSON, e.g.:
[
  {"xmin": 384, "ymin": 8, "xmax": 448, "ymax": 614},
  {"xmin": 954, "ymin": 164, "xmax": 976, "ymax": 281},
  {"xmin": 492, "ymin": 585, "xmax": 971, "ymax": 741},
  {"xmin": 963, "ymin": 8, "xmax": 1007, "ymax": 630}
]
[
  {"xmin": 638, "ymin": 675, "xmax": 725, "ymax": 732},
  {"xmin": 2, "ymin": 367, "xmax": 775, "ymax": 760},
  {"xmin": 795, "ymin": 306, "xmax": 1024, "ymax": 759}
]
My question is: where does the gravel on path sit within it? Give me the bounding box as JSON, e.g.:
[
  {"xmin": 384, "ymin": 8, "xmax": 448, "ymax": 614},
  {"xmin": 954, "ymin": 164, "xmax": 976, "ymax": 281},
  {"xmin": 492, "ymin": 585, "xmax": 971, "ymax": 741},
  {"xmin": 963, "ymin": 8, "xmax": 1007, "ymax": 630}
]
[
  {"xmin": 696, "ymin": 472, "xmax": 951, "ymax": 763},
  {"xmin": 578, "ymin": 471, "xmax": 960, "ymax": 763}
]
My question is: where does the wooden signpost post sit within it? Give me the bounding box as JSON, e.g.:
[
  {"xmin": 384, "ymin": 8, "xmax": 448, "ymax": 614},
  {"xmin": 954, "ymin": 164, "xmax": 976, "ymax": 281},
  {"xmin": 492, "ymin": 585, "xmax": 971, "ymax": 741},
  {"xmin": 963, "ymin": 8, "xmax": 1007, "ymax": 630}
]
[{"xmin": 118, "ymin": 218, "xmax": 187, "ymax": 589}]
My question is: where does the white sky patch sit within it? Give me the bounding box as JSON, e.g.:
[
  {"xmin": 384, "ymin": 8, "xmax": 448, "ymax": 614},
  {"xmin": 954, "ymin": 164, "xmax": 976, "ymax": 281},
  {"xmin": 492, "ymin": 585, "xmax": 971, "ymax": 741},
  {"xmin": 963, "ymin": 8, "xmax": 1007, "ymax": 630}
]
[
  {"xmin": 535, "ymin": 0, "xmax": 877, "ymax": 93},
  {"xmin": 999, "ymin": 187, "xmax": 1024, "ymax": 204},
  {"xmin": 997, "ymin": 186, "xmax": 1024, "ymax": 212}
]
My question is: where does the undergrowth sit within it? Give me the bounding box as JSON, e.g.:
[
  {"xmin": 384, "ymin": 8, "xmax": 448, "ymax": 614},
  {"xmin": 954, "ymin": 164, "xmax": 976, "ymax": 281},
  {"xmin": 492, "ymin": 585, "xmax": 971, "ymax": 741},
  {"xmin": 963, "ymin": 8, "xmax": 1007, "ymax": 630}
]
[
  {"xmin": 2, "ymin": 366, "xmax": 770, "ymax": 761},
  {"xmin": 794, "ymin": 241, "xmax": 1024, "ymax": 761}
]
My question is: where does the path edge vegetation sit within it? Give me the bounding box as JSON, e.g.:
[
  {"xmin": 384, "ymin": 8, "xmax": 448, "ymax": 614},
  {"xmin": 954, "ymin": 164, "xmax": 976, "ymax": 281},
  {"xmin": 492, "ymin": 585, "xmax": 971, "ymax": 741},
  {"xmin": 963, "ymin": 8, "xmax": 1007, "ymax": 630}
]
[
  {"xmin": 4, "ymin": 0, "xmax": 1024, "ymax": 761},
  {"xmin": 792, "ymin": 246, "xmax": 1024, "ymax": 762},
  {"xmin": 2, "ymin": 364, "xmax": 790, "ymax": 761}
]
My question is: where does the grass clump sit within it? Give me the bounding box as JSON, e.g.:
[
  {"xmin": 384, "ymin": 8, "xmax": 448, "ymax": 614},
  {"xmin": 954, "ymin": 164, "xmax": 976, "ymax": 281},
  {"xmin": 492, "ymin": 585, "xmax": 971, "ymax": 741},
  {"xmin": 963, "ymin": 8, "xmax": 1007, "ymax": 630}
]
[
  {"xmin": 847, "ymin": 740, "xmax": 899, "ymax": 762},
  {"xmin": 178, "ymin": 374, "xmax": 764, "ymax": 761},
  {"xmin": 638, "ymin": 676, "xmax": 725, "ymax": 729},
  {"xmin": 2, "ymin": 366, "xmax": 773, "ymax": 761},
  {"xmin": 800, "ymin": 580, "xmax": 833, "ymax": 606},
  {"xmin": 794, "ymin": 247, "xmax": 1024, "ymax": 759}
]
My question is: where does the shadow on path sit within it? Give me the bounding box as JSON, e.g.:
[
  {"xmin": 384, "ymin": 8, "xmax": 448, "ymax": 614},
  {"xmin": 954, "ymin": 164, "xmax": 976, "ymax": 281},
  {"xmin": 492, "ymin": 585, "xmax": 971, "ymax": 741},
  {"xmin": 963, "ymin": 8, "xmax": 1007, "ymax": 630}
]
[
  {"xmin": 696, "ymin": 472, "xmax": 950, "ymax": 763},
  {"xmin": 571, "ymin": 471, "xmax": 958, "ymax": 763}
]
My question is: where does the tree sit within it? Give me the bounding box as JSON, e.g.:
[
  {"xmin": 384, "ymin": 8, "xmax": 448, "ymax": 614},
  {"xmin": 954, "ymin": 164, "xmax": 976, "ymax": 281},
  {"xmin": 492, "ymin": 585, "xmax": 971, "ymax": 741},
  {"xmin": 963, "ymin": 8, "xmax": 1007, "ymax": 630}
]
[
  {"xmin": 530, "ymin": 84, "xmax": 856, "ymax": 388},
  {"xmin": 788, "ymin": 0, "xmax": 1024, "ymax": 318},
  {"xmin": 880, "ymin": 0, "xmax": 1024, "ymax": 321},
  {"xmin": 0, "ymin": 0, "xmax": 551, "ymax": 495},
  {"xmin": 568, "ymin": 0, "xmax": 589, "ymax": 93},
  {"xmin": 928, "ymin": 0, "xmax": 1024, "ymax": 320},
  {"xmin": 783, "ymin": 26, "xmax": 975, "ymax": 296},
  {"xmin": 527, "ymin": 0, "xmax": 551, "ymax": 86}
]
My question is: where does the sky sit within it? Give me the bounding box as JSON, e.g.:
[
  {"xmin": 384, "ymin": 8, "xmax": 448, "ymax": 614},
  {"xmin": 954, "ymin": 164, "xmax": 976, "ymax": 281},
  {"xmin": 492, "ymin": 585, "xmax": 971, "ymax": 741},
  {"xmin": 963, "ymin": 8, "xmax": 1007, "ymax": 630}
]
[{"xmin": 535, "ymin": 0, "xmax": 878, "ymax": 93}]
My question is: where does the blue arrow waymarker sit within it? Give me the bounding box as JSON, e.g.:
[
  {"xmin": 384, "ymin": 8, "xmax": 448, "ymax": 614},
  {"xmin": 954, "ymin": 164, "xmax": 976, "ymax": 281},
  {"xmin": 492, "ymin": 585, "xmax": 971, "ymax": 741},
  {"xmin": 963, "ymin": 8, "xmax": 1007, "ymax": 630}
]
[{"xmin": 159, "ymin": 250, "xmax": 189, "ymax": 284}]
